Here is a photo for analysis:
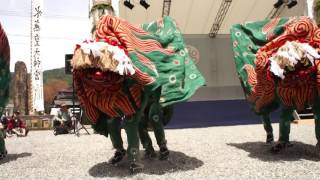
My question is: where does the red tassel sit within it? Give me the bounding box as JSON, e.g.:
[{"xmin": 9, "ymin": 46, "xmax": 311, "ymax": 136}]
[{"xmin": 75, "ymin": 44, "xmax": 81, "ymax": 49}]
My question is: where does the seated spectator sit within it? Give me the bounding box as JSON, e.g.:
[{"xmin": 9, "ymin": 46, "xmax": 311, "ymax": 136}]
[
  {"xmin": 7, "ymin": 111, "xmax": 28, "ymax": 137},
  {"xmin": 53, "ymin": 104, "xmax": 73, "ymax": 135}
]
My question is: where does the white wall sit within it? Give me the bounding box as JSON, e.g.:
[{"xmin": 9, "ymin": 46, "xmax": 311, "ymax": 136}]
[{"xmin": 183, "ymin": 34, "xmax": 244, "ymax": 101}]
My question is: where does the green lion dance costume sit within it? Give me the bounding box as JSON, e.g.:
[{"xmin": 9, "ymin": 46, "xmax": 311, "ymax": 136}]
[
  {"xmin": 231, "ymin": 16, "xmax": 320, "ymax": 153},
  {"xmin": 0, "ymin": 22, "xmax": 10, "ymax": 160},
  {"xmin": 71, "ymin": 15, "xmax": 205, "ymax": 173}
]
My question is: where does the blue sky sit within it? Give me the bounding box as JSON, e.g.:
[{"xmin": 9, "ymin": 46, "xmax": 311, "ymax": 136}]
[{"xmin": 0, "ymin": 0, "xmax": 91, "ymax": 72}]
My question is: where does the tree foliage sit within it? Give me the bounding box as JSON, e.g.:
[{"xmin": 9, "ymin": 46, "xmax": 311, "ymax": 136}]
[
  {"xmin": 43, "ymin": 68, "xmax": 72, "ymax": 85},
  {"xmin": 43, "ymin": 79, "xmax": 69, "ymax": 105}
]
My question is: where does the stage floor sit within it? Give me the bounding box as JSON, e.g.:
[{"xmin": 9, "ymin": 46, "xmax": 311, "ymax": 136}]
[{"xmin": 1, "ymin": 122, "xmax": 320, "ymax": 179}]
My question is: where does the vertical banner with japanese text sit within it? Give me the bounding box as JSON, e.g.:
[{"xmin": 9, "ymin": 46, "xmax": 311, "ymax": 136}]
[
  {"xmin": 31, "ymin": 0, "xmax": 44, "ymax": 112},
  {"xmin": 111, "ymin": 0, "xmax": 120, "ymax": 16},
  {"xmin": 306, "ymin": 0, "xmax": 314, "ymax": 18}
]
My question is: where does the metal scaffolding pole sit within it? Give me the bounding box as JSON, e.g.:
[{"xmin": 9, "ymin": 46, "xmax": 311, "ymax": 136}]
[
  {"xmin": 162, "ymin": 0, "xmax": 172, "ymax": 17},
  {"xmin": 209, "ymin": 0, "xmax": 232, "ymax": 38},
  {"xmin": 265, "ymin": 4, "xmax": 285, "ymax": 19}
]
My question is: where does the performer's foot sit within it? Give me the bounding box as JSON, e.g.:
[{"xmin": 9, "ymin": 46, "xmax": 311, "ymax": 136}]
[
  {"xmin": 316, "ymin": 142, "xmax": 320, "ymax": 153},
  {"xmin": 145, "ymin": 147, "xmax": 157, "ymax": 159},
  {"xmin": 129, "ymin": 161, "xmax": 144, "ymax": 174},
  {"xmin": 108, "ymin": 149, "xmax": 126, "ymax": 165},
  {"xmin": 271, "ymin": 142, "xmax": 293, "ymax": 153},
  {"xmin": 266, "ymin": 134, "xmax": 274, "ymax": 143},
  {"xmin": 159, "ymin": 145, "xmax": 169, "ymax": 160}
]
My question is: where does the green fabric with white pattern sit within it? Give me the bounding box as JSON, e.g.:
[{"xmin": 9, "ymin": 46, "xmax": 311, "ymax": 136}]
[
  {"xmin": 135, "ymin": 16, "xmax": 206, "ymax": 107},
  {"xmin": 230, "ymin": 17, "xmax": 289, "ymax": 94}
]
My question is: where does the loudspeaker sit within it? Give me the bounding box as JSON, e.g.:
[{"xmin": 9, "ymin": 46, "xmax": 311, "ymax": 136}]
[{"xmin": 65, "ymin": 54, "xmax": 73, "ymax": 74}]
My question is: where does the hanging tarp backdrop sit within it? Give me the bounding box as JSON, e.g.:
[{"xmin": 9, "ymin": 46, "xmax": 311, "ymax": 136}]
[
  {"xmin": 166, "ymin": 34, "xmax": 282, "ymax": 129},
  {"xmin": 183, "ymin": 34, "xmax": 243, "ymax": 101}
]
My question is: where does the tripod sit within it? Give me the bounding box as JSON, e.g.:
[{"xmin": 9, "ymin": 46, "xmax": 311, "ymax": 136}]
[{"xmin": 73, "ymin": 113, "xmax": 90, "ymax": 136}]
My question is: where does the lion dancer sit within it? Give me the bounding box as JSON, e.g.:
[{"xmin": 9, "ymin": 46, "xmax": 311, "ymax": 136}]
[
  {"xmin": 231, "ymin": 16, "xmax": 320, "ymax": 152},
  {"xmin": 0, "ymin": 22, "xmax": 11, "ymax": 160},
  {"xmin": 72, "ymin": 15, "xmax": 205, "ymax": 173}
]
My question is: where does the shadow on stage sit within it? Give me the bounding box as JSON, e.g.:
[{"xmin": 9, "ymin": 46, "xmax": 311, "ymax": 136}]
[
  {"xmin": 227, "ymin": 141, "xmax": 320, "ymax": 162},
  {"xmin": 0, "ymin": 152, "xmax": 32, "ymax": 165},
  {"xmin": 88, "ymin": 150, "xmax": 204, "ymax": 178}
]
